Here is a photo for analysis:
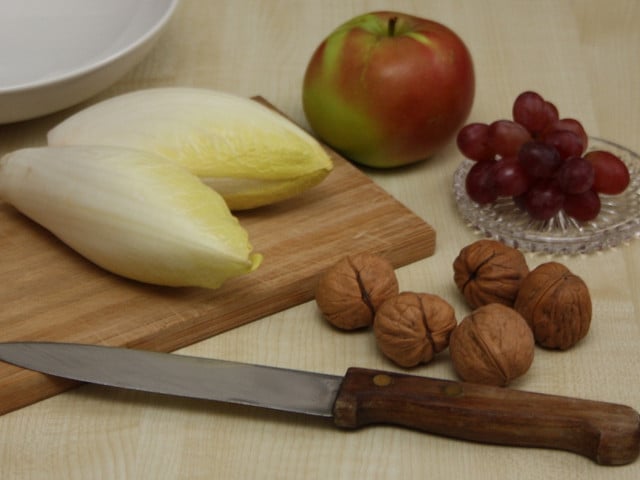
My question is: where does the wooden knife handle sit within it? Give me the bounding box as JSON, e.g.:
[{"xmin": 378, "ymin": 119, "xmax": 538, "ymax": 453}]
[{"xmin": 332, "ymin": 368, "xmax": 640, "ymax": 466}]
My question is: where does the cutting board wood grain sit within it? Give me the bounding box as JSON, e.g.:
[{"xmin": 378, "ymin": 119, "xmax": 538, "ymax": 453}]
[{"xmin": 0, "ymin": 98, "xmax": 436, "ymax": 415}]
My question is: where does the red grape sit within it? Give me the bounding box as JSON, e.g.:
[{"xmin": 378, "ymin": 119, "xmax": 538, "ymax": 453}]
[
  {"xmin": 542, "ymin": 129, "xmax": 585, "ymax": 159},
  {"xmin": 546, "ymin": 118, "xmax": 588, "ymax": 152},
  {"xmin": 491, "ymin": 156, "xmax": 530, "ymax": 197},
  {"xmin": 541, "ymin": 102, "xmax": 560, "ymax": 128},
  {"xmin": 459, "ymin": 90, "xmax": 629, "ymax": 224},
  {"xmin": 465, "ymin": 161, "xmax": 497, "ymax": 204},
  {"xmin": 584, "ymin": 150, "xmax": 630, "ymax": 194},
  {"xmin": 556, "ymin": 156, "xmax": 595, "ymax": 194},
  {"xmin": 518, "ymin": 141, "xmax": 562, "ymax": 178},
  {"xmin": 487, "ymin": 119, "xmax": 532, "ymax": 157},
  {"xmin": 524, "ymin": 180, "xmax": 564, "ymax": 220},
  {"xmin": 456, "ymin": 123, "xmax": 495, "ymax": 162},
  {"xmin": 563, "ymin": 189, "xmax": 601, "ymax": 221},
  {"xmin": 512, "ymin": 91, "xmax": 559, "ymax": 136}
]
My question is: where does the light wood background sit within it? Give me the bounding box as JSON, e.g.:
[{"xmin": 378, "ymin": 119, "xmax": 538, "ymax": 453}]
[{"xmin": 1, "ymin": 1, "xmax": 639, "ymax": 478}]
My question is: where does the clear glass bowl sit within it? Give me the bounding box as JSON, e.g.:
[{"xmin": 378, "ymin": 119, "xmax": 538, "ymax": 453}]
[{"xmin": 453, "ymin": 137, "xmax": 640, "ymax": 255}]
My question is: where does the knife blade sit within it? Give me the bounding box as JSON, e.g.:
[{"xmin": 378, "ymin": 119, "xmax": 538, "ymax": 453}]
[{"xmin": 0, "ymin": 342, "xmax": 638, "ymax": 466}]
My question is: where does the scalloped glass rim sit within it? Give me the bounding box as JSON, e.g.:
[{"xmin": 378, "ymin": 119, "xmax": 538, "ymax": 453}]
[{"xmin": 453, "ymin": 137, "xmax": 640, "ymax": 255}]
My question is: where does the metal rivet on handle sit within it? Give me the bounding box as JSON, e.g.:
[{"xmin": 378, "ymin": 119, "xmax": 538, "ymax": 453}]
[
  {"xmin": 373, "ymin": 374, "xmax": 393, "ymax": 387},
  {"xmin": 443, "ymin": 384, "xmax": 464, "ymax": 397}
]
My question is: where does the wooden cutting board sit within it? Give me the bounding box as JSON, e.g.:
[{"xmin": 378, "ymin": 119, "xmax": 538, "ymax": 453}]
[{"xmin": 0, "ymin": 98, "xmax": 436, "ymax": 415}]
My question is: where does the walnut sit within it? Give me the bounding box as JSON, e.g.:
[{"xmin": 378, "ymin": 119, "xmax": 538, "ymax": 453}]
[
  {"xmin": 453, "ymin": 239, "xmax": 529, "ymax": 309},
  {"xmin": 449, "ymin": 303, "xmax": 535, "ymax": 386},
  {"xmin": 373, "ymin": 292, "xmax": 457, "ymax": 368},
  {"xmin": 514, "ymin": 262, "xmax": 591, "ymax": 350},
  {"xmin": 315, "ymin": 253, "xmax": 399, "ymax": 330}
]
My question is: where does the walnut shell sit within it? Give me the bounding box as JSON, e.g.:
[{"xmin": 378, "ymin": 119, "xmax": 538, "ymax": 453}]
[
  {"xmin": 453, "ymin": 240, "xmax": 529, "ymax": 309},
  {"xmin": 449, "ymin": 303, "xmax": 535, "ymax": 386},
  {"xmin": 514, "ymin": 262, "xmax": 591, "ymax": 350},
  {"xmin": 373, "ymin": 292, "xmax": 457, "ymax": 368},
  {"xmin": 315, "ymin": 253, "xmax": 399, "ymax": 330}
]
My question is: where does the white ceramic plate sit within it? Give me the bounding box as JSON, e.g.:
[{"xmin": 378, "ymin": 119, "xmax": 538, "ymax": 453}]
[{"xmin": 0, "ymin": 0, "xmax": 180, "ymax": 124}]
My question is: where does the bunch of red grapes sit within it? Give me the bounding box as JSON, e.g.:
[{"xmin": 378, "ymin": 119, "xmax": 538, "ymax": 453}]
[{"xmin": 457, "ymin": 91, "xmax": 631, "ymax": 221}]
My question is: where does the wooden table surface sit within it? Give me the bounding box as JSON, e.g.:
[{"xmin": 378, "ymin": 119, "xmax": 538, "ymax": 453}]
[{"xmin": 1, "ymin": 1, "xmax": 639, "ymax": 478}]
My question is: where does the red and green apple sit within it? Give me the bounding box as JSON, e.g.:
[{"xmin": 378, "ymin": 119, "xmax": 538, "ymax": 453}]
[{"xmin": 302, "ymin": 11, "xmax": 475, "ymax": 168}]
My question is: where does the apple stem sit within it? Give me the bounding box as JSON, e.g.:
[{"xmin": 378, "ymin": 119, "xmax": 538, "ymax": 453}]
[{"xmin": 388, "ymin": 17, "xmax": 398, "ymax": 37}]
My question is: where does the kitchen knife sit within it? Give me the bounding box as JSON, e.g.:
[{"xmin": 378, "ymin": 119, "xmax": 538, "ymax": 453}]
[{"xmin": 0, "ymin": 342, "xmax": 638, "ymax": 466}]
